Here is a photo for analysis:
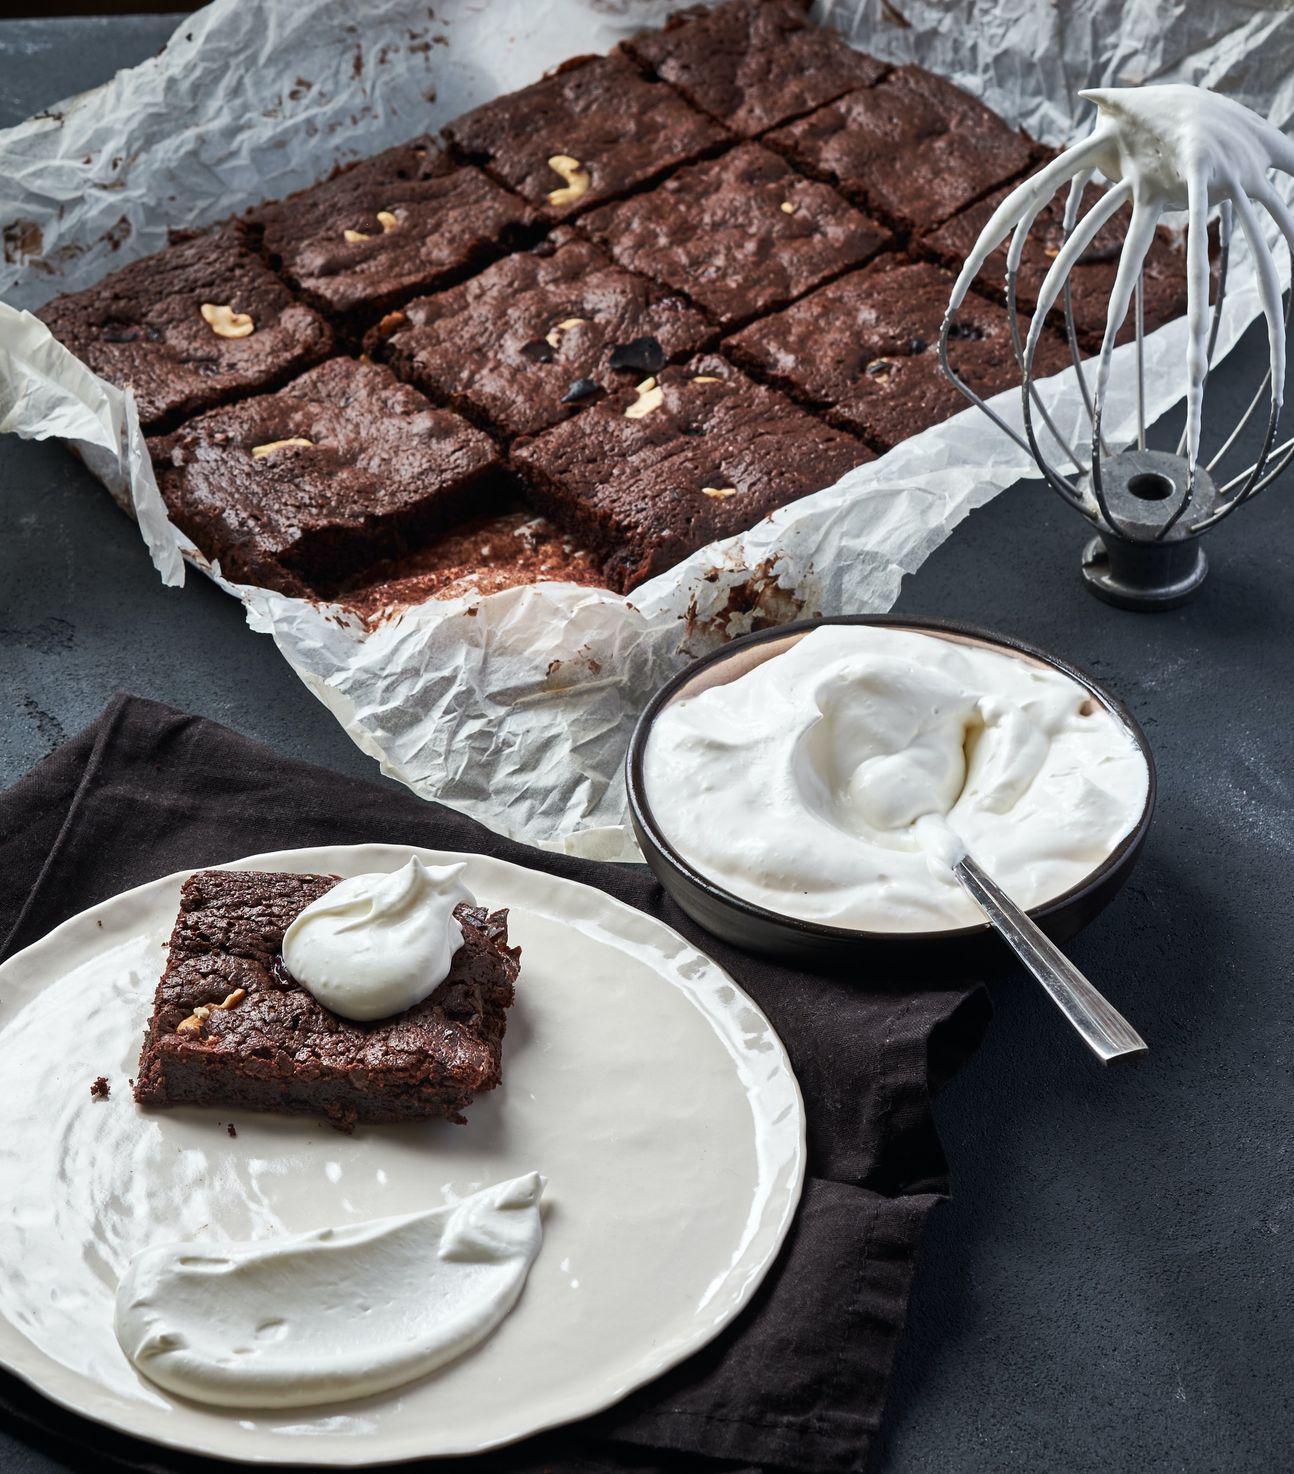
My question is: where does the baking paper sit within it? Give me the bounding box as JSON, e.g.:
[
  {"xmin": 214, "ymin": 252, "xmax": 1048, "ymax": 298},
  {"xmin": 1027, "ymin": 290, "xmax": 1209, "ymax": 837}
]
[{"xmin": 2, "ymin": 0, "xmax": 1292, "ymax": 853}]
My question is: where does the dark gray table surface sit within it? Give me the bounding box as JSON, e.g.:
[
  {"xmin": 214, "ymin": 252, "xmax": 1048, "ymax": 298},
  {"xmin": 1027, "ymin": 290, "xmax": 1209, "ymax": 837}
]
[{"xmin": 2, "ymin": 16, "xmax": 1291, "ymax": 1474}]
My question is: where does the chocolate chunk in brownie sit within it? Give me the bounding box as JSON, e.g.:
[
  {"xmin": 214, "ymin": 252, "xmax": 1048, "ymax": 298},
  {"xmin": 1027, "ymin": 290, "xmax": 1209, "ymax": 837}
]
[
  {"xmin": 621, "ymin": 0, "xmax": 885, "ymax": 136},
  {"xmin": 150, "ymin": 357, "xmax": 506, "ymax": 597},
  {"xmin": 370, "ymin": 234, "xmax": 712, "ymax": 439},
  {"xmin": 134, "ymin": 868, "xmax": 519, "ymax": 1131},
  {"xmin": 766, "ymin": 65, "xmax": 1037, "ymax": 233},
  {"xmin": 580, "ymin": 142, "xmax": 890, "ymax": 330},
  {"xmin": 510, "ymin": 353, "xmax": 872, "ymax": 592},
  {"xmin": 727, "ymin": 257, "xmax": 1072, "ymax": 450},
  {"xmin": 918, "ymin": 169, "xmax": 1203, "ymax": 351},
  {"xmin": 36, "ymin": 226, "xmax": 332, "ymax": 433},
  {"xmin": 337, "ymin": 510, "xmax": 606, "ymax": 618},
  {"xmin": 247, "ymin": 139, "xmax": 540, "ymax": 333},
  {"xmin": 442, "ymin": 54, "xmax": 729, "ymax": 219}
]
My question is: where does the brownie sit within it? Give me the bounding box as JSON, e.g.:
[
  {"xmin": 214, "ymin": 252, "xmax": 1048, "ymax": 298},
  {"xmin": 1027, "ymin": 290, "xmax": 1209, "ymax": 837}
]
[
  {"xmin": 766, "ymin": 65, "xmax": 1037, "ymax": 233},
  {"xmin": 725, "ymin": 256, "xmax": 1072, "ymax": 450},
  {"xmin": 134, "ymin": 869, "xmax": 519, "ymax": 1131},
  {"xmin": 442, "ymin": 54, "xmax": 729, "ymax": 219},
  {"xmin": 248, "ymin": 139, "xmax": 540, "ymax": 332},
  {"xmin": 36, "ymin": 226, "xmax": 332, "ymax": 433},
  {"xmin": 620, "ymin": 0, "xmax": 886, "ymax": 136},
  {"xmin": 150, "ymin": 357, "xmax": 506, "ymax": 597},
  {"xmin": 337, "ymin": 510, "xmax": 605, "ymax": 618},
  {"xmin": 580, "ymin": 142, "xmax": 890, "ymax": 330},
  {"xmin": 511, "ymin": 353, "xmax": 872, "ymax": 591},
  {"xmin": 370, "ymin": 234, "xmax": 712, "ymax": 440},
  {"xmin": 919, "ymin": 171, "xmax": 1200, "ymax": 351}
]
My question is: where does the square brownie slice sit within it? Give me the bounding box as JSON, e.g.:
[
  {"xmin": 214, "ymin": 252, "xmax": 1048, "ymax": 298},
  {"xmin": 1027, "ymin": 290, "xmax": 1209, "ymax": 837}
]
[
  {"xmin": 620, "ymin": 0, "xmax": 885, "ymax": 137},
  {"xmin": 579, "ymin": 142, "xmax": 890, "ymax": 330},
  {"xmin": 510, "ymin": 353, "xmax": 872, "ymax": 592},
  {"xmin": 725, "ymin": 256, "xmax": 1072, "ymax": 450},
  {"xmin": 918, "ymin": 172, "xmax": 1199, "ymax": 352},
  {"xmin": 150, "ymin": 357, "xmax": 506, "ymax": 597},
  {"xmin": 134, "ymin": 869, "xmax": 519, "ymax": 1131},
  {"xmin": 247, "ymin": 138, "xmax": 540, "ymax": 333},
  {"xmin": 441, "ymin": 54, "xmax": 729, "ymax": 219},
  {"xmin": 369, "ymin": 233, "xmax": 712, "ymax": 440},
  {"xmin": 36, "ymin": 225, "xmax": 332, "ymax": 433},
  {"xmin": 766, "ymin": 65, "xmax": 1037, "ymax": 233}
]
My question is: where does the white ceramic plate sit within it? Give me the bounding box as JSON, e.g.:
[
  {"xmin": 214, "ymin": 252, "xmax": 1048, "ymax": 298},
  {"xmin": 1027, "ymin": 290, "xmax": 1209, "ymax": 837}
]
[{"xmin": 0, "ymin": 844, "xmax": 805, "ymax": 1465}]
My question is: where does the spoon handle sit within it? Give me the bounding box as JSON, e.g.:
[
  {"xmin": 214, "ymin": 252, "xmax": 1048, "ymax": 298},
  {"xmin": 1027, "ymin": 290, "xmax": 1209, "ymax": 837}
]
[{"xmin": 952, "ymin": 855, "xmax": 1148, "ymax": 1064}]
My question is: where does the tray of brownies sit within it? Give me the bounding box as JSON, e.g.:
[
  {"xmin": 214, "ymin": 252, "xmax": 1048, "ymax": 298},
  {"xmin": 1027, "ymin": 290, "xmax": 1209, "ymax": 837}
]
[{"xmin": 0, "ymin": 0, "xmax": 1271, "ymax": 846}]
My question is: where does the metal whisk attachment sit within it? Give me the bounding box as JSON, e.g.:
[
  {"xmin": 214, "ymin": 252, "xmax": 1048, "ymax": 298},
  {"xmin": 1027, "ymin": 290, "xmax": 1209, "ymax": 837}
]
[{"xmin": 938, "ymin": 84, "xmax": 1294, "ymax": 610}]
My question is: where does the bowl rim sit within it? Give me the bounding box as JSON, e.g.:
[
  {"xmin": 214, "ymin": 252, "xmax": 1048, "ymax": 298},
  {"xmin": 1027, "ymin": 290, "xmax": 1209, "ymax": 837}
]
[{"xmin": 625, "ymin": 613, "xmax": 1158, "ymax": 945}]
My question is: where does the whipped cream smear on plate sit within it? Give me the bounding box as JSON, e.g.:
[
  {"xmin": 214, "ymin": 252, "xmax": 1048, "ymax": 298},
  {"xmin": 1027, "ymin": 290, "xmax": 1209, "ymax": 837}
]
[
  {"xmin": 116, "ymin": 1173, "xmax": 545, "ymax": 1409},
  {"xmin": 644, "ymin": 625, "xmax": 1149, "ymax": 933}
]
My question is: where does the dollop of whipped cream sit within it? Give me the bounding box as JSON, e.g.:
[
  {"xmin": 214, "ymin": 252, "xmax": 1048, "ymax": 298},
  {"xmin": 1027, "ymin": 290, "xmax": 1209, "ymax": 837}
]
[
  {"xmin": 282, "ymin": 857, "xmax": 474, "ymax": 1021},
  {"xmin": 644, "ymin": 626, "xmax": 1149, "ymax": 933},
  {"xmin": 114, "ymin": 1173, "xmax": 545, "ymax": 1409}
]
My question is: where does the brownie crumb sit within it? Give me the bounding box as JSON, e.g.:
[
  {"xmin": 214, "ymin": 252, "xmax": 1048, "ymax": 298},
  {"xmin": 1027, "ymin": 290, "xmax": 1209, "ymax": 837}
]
[
  {"xmin": 90, "ymin": 1076, "xmax": 110, "ymax": 1099},
  {"xmin": 227, "ymin": 1123, "xmax": 238, "ymax": 1138}
]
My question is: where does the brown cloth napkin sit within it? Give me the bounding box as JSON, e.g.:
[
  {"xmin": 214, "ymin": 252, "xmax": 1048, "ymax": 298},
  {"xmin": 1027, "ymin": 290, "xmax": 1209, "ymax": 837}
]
[{"xmin": 0, "ymin": 695, "xmax": 989, "ymax": 1474}]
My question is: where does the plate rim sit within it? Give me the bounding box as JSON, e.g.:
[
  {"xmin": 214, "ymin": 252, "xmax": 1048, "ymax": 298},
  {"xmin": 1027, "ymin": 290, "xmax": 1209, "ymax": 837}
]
[{"xmin": 0, "ymin": 842, "xmax": 807, "ymax": 1467}]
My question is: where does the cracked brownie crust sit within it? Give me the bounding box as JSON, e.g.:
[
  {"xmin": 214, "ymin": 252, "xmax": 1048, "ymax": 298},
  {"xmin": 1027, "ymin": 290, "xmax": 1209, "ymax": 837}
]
[
  {"xmin": 37, "ymin": 225, "xmax": 332, "ymax": 433},
  {"xmin": 442, "ymin": 54, "xmax": 730, "ymax": 219},
  {"xmin": 151, "ymin": 357, "xmax": 506, "ymax": 597},
  {"xmin": 248, "ymin": 139, "xmax": 540, "ymax": 330},
  {"xmin": 580, "ymin": 142, "xmax": 890, "ymax": 330},
  {"xmin": 134, "ymin": 869, "xmax": 520, "ymax": 1131},
  {"xmin": 511, "ymin": 352, "xmax": 872, "ymax": 592},
  {"xmin": 621, "ymin": 0, "xmax": 886, "ymax": 137},
  {"xmin": 767, "ymin": 65, "xmax": 1037, "ymax": 233},
  {"xmin": 725, "ymin": 256, "xmax": 1072, "ymax": 449},
  {"xmin": 370, "ymin": 234, "xmax": 712, "ymax": 440}
]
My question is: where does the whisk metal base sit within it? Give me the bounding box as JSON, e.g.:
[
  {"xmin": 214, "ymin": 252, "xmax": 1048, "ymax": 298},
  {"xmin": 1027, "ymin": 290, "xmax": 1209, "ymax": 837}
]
[
  {"xmin": 1078, "ymin": 448, "xmax": 1216, "ymax": 610},
  {"xmin": 1081, "ymin": 533, "xmax": 1208, "ymax": 610}
]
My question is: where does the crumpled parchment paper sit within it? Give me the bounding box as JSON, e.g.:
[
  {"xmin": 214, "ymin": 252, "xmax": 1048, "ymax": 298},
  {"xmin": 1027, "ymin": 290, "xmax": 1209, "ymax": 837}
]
[{"xmin": 2, "ymin": 0, "xmax": 1292, "ymax": 854}]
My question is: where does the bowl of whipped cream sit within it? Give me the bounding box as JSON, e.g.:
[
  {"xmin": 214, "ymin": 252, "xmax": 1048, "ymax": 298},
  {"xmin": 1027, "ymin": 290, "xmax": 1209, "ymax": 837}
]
[{"xmin": 627, "ymin": 617, "xmax": 1155, "ymax": 969}]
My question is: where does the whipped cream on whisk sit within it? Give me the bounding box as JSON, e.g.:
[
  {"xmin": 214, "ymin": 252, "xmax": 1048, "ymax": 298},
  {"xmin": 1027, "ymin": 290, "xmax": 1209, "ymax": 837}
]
[
  {"xmin": 643, "ymin": 626, "xmax": 1149, "ymax": 933},
  {"xmin": 948, "ymin": 84, "xmax": 1294, "ymax": 488},
  {"xmin": 282, "ymin": 857, "xmax": 474, "ymax": 1020}
]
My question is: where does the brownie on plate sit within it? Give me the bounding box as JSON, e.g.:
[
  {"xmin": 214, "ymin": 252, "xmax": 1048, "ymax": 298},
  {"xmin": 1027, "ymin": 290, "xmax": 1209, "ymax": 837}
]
[
  {"xmin": 36, "ymin": 225, "xmax": 332, "ymax": 433},
  {"xmin": 369, "ymin": 233, "xmax": 712, "ymax": 440},
  {"xmin": 134, "ymin": 869, "xmax": 519, "ymax": 1131},
  {"xmin": 766, "ymin": 65, "xmax": 1037, "ymax": 233},
  {"xmin": 725, "ymin": 256, "xmax": 1072, "ymax": 450},
  {"xmin": 510, "ymin": 353, "xmax": 872, "ymax": 592},
  {"xmin": 150, "ymin": 357, "xmax": 506, "ymax": 597},
  {"xmin": 248, "ymin": 138, "xmax": 540, "ymax": 332},
  {"xmin": 620, "ymin": 0, "xmax": 886, "ymax": 137},
  {"xmin": 918, "ymin": 171, "xmax": 1200, "ymax": 351},
  {"xmin": 580, "ymin": 142, "xmax": 890, "ymax": 330},
  {"xmin": 442, "ymin": 54, "xmax": 729, "ymax": 219},
  {"xmin": 337, "ymin": 510, "xmax": 605, "ymax": 618}
]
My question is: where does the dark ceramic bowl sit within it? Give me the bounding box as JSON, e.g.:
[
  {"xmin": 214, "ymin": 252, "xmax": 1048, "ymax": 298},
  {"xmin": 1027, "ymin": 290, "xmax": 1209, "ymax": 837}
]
[{"xmin": 626, "ymin": 615, "xmax": 1156, "ymax": 974}]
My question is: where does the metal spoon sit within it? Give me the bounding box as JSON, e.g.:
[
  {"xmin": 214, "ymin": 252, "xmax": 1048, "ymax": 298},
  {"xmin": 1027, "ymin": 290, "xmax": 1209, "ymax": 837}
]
[{"xmin": 952, "ymin": 853, "xmax": 1148, "ymax": 1064}]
